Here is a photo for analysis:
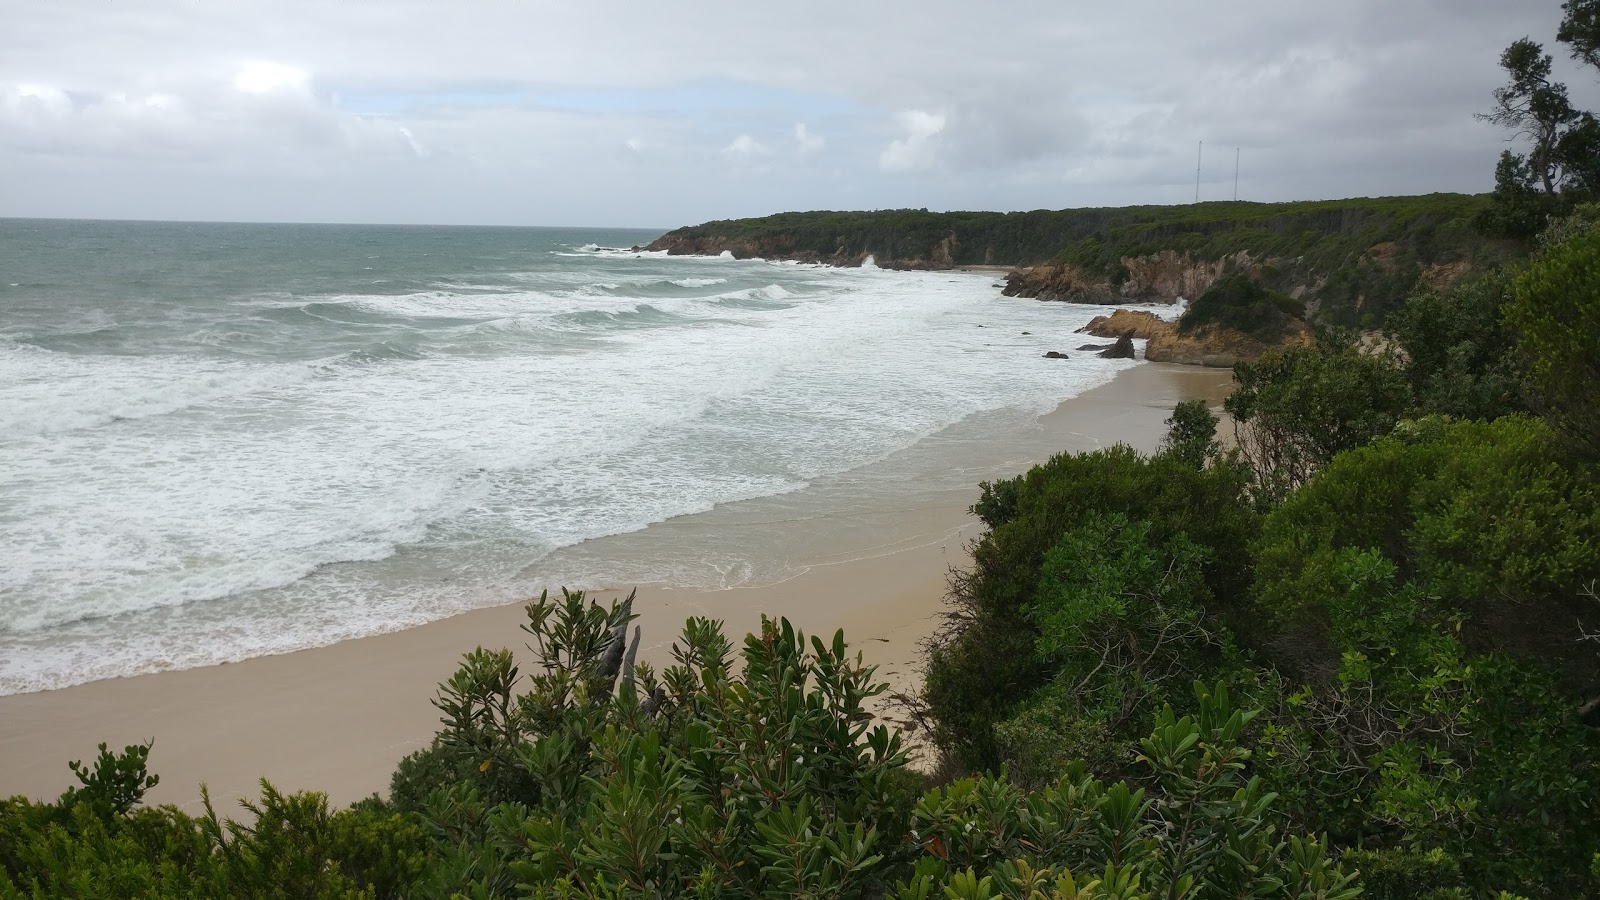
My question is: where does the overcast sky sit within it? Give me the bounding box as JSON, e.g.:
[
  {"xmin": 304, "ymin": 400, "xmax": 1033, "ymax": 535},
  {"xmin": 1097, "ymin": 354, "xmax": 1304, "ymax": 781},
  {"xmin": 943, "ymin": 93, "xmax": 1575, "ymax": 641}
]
[{"xmin": 1, "ymin": 0, "xmax": 1593, "ymax": 227}]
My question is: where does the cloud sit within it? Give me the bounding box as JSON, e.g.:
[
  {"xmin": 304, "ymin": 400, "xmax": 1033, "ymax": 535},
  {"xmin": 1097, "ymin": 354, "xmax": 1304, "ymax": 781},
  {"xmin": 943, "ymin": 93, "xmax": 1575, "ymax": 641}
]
[
  {"xmin": 232, "ymin": 61, "xmax": 310, "ymax": 95},
  {"xmin": 722, "ymin": 133, "xmax": 771, "ymax": 159},
  {"xmin": 878, "ymin": 110, "xmax": 945, "ymax": 173},
  {"xmin": 0, "ymin": 0, "xmax": 1590, "ymax": 224},
  {"xmin": 794, "ymin": 122, "xmax": 824, "ymax": 157}
]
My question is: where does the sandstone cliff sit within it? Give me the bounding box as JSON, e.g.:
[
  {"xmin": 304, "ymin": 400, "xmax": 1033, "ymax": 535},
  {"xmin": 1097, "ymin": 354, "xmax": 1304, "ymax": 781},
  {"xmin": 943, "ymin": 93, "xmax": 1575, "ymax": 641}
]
[
  {"xmin": 1076, "ymin": 308, "xmax": 1310, "ymax": 369},
  {"xmin": 1003, "ymin": 250, "xmax": 1277, "ymax": 305}
]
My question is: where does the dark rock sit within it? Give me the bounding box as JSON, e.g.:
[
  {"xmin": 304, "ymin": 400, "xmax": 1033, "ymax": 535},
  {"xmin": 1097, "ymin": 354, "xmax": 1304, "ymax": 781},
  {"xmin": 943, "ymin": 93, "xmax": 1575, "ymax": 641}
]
[
  {"xmin": 1098, "ymin": 332, "xmax": 1137, "ymax": 359},
  {"xmin": 1021, "ymin": 331, "xmax": 1032, "ymax": 335},
  {"xmin": 1077, "ymin": 343, "xmax": 1113, "ymax": 352},
  {"xmin": 1043, "ymin": 351, "xmax": 1071, "ymax": 359}
]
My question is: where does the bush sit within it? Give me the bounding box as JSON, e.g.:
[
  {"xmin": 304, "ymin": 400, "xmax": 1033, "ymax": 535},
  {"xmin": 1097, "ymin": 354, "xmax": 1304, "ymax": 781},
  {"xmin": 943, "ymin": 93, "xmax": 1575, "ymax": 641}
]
[
  {"xmin": 1508, "ymin": 227, "xmax": 1600, "ymax": 459},
  {"xmin": 1247, "ymin": 416, "xmax": 1600, "ymax": 896},
  {"xmin": 1225, "ymin": 343, "xmax": 1411, "ymax": 503},
  {"xmin": 924, "ymin": 445, "xmax": 1258, "ymax": 772},
  {"xmin": 1385, "ymin": 271, "xmax": 1527, "ymax": 421},
  {"xmin": 1177, "ymin": 273, "xmax": 1305, "ymax": 341}
]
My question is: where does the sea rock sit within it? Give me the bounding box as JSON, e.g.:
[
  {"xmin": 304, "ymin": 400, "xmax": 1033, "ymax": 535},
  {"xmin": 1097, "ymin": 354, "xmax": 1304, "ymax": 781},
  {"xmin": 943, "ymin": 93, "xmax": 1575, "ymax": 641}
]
[
  {"xmin": 1043, "ymin": 351, "xmax": 1071, "ymax": 359},
  {"xmin": 1077, "ymin": 309, "xmax": 1172, "ymax": 340},
  {"xmin": 1077, "ymin": 343, "xmax": 1113, "ymax": 352},
  {"xmin": 1099, "ymin": 334, "xmax": 1136, "ymax": 359}
]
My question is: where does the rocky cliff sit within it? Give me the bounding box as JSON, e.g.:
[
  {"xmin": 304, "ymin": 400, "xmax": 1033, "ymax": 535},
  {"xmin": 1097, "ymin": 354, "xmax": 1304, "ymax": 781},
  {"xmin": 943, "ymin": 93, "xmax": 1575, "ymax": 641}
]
[
  {"xmin": 1002, "ymin": 250, "xmax": 1280, "ymax": 305},
  {"xmin": 1077, "ymin": 308, "xmax": 1311, "ymax": 368},
  {"xmin": 646, "ymin": 195, "xmax": 1504, "ymax": 325}
]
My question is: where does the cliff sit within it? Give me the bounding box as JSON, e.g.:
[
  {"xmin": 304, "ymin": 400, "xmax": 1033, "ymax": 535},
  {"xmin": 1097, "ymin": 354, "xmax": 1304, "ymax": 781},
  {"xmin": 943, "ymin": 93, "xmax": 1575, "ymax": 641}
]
[
  {"xmin": 1001, "ymin": 250, "xmax": 1270, "ymax": 305},
  {"xmin": 646, "ymin": 195, "xmax": 1513, "ymax": 326}
]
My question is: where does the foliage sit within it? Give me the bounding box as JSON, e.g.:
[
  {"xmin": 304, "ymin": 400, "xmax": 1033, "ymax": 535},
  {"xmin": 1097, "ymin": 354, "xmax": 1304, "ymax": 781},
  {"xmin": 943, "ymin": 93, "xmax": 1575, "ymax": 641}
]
[
  {"xmin": 1252, "ymin": 416, "xmax": 1600, "ymax": 680},
  {"xmin": 1159, "ymin": 400, "xmax": 1219, "ymax": 471},
  {"xmin": 1243, "ymin": 415, "xmax": 1600, "ymax": 896},
  {"xmin": 907, "ymin": 684, "xmax": 1359, "ymax": 900},
  {"xmin": 1477, "ymin": 8, "xmax": 1600, "ymax": 239},
  {"xmin": 1383, "ymin": 271, "xmax": 1527, "ymax": 421},
  {"xmin": 1, "ymin": 591, "xmax": 1361, "ymax": 899},
  {"xmin": 0, "ymin": 781, "xmax": 428, "ymax": 898},
  {"xmin": 1177, "ymin": 274, "xmax": 1304, "ymax": 341},
  {"xmin": 926, "ymin": 445, "xmax": 1258, "ymax": 772},
  {"xmin": 59, "ymin": 741, "xmax": 160, "ymax": 820},
  {"xmin": 1224, "ymin": 343, "xmax": 1411, "ymax": 504},
  {"xmin": 1508, "ymin": 227, "xmax": 1600, "ymax": 460}
]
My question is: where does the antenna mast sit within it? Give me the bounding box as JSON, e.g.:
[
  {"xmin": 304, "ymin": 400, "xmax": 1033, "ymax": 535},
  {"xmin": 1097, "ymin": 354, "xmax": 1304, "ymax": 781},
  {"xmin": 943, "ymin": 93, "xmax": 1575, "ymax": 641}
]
[
  {"xmin": 1234, "ymin": 147, "xmax": 1240, "ymax": 202},
  {"xmin": 1194, "ymin": 141, "xmax": 1203, "ymax": 204}
]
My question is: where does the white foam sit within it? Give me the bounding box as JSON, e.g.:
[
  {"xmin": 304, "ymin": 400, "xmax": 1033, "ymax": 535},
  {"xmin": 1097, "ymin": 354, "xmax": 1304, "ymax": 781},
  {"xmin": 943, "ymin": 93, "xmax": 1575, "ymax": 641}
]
[
  {"xmin": 670, "ymin": 277, "xmax": 727, "ymax": 288},
  {"xmin": 1, "ymin": 256, "xmax": 1138, "ymax": 695}
]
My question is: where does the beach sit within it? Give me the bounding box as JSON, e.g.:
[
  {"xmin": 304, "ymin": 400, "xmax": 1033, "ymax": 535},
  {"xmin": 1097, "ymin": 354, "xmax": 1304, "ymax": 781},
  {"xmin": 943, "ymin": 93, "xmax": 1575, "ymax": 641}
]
[{"xmin": 0, "ymin": 362, "xmax": 1231, "ymax": 812}]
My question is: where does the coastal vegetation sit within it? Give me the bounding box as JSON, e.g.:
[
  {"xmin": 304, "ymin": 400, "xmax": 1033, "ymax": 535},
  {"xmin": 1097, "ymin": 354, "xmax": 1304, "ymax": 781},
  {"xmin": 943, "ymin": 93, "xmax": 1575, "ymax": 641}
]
[{"xmin": 6, "ymin": 6, "xmax": 1600, "ymax": 899}]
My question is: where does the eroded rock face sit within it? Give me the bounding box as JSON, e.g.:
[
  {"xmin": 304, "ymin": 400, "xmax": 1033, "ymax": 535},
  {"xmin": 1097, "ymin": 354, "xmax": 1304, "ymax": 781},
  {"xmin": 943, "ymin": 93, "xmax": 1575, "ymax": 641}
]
[
  {"xmin": 1145, "ymin": 321, "xmax": 1312, "ymax": 368},
  {"xmin": 1077, "ymin": 310, "xmax": 1173, "ymax": 340},
  {"xmin": 1003, "ymin": 251, "xmax": 1274, "ymax": 305},
  {"xmin": 1074, "ymin": 308, "xmax": 1309, "ymax": 368}
]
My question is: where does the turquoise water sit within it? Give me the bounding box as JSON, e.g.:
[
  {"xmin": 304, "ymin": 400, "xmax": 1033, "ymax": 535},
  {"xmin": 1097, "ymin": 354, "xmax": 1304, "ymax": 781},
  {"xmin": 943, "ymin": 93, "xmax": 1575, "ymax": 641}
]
[{"xmin": 1, "ymin": 219, "xmax": 1141, "ymax": 693}]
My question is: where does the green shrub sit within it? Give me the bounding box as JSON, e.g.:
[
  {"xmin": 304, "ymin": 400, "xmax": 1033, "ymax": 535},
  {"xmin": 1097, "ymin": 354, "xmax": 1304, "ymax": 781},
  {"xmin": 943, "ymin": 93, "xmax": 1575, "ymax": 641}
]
[
  {"xmin": 925, "ymin": 446, "xmax": 1258, "ymax": 771},
  {"xmin": 1247, "ymin": 416, "xmax": 1600, "ymax": 896},
  {"xmin": 1508, "ymin": 227, "xmax": 1600, "ymax": 459},
  {"xmin": 1225, "ymin": 343, "xmax": 1411, "ymax": 503},
  {"xmin": 1385, "ymin": 271, "xmax": 1527, "ymax": 421},
  {"xmin": 1177, "ymin": 273, "xmax": 1305, "ymax": 340}
]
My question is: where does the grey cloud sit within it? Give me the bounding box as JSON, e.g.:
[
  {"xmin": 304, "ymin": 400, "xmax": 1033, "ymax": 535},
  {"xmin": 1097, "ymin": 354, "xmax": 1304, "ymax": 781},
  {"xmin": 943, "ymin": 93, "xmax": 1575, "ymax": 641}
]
[{"xmin": 0, "ymin": 0, "xmax": 1581, "ymax": 224}]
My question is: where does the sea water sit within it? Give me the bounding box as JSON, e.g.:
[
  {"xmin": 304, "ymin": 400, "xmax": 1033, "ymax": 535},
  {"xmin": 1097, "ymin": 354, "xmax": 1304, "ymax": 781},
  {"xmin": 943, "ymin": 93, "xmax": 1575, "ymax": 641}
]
[{"xmin": 0, "ymin": 219, "xmax": 1148, "ymax": 694}]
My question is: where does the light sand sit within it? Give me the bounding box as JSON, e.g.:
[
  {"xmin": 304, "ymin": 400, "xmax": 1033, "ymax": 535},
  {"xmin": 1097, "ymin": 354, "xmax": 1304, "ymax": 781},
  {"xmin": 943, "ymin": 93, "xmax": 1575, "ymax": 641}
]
[{"xmin": 0, "ymin": 363, "xmax": 1231, "ymax": 811}]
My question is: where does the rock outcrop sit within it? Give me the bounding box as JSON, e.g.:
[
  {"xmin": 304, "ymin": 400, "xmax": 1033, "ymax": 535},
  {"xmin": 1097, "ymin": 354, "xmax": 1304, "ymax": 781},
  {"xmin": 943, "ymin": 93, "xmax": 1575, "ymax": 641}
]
[
  {"xmin": 1043, "ymin": 351, "xmax": 1071, "ymax": 359},
  {"xmin": 1099, "ymin": 334, "xmax": 1137, "ymax": 359},
  {"xmin": 1145, "ymin": 322, "xmax": 1311, "ymax": 367},
  {"xmin": 1075, "ymin": 308, "xmax": 1310, "ymax": 368},
  {"xmin": 1077, "ymin": 310, "xmax": 1172, "ymax": 340}
]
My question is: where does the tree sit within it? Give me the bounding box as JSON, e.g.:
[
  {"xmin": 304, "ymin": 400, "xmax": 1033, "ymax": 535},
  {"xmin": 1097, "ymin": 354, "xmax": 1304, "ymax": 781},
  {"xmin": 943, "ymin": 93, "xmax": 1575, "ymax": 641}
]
[
  {"xmin": 1478, "ymin": 11, "xmax": 1600, "ymax": 239},
  {"xmin": 1224, "ymin": 343, "xmax": 1411, "ymax": 504},
  {"xmin": 1480, "ymin": 40, "xmax": 1581, "ymax": 197},
  {"xmin": 1559, "ymin": 0, "xmax": 1600, "ymax": 71}
]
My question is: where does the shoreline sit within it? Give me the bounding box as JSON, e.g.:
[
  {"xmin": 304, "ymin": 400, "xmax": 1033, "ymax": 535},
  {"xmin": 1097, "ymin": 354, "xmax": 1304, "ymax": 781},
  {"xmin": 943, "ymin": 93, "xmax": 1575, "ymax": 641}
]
[{"xmin": 0, "ymin": 362, "xmax": 1231, "ymax": 811}]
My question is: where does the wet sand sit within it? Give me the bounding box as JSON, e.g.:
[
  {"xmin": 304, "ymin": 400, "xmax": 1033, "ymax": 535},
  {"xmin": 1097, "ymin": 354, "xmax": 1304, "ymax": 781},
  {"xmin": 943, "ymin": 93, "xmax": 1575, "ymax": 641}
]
[{"xmin": 0, "ymin": 362, "xmax": 1231, "ymax": 811}]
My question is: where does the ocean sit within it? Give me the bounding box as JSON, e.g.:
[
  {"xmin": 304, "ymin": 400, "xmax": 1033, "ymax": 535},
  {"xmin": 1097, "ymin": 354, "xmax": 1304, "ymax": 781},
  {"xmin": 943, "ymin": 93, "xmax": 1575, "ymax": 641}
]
[{"xmin": 0, "ymin": 219, "xmax": 1153, "ymax": 695}]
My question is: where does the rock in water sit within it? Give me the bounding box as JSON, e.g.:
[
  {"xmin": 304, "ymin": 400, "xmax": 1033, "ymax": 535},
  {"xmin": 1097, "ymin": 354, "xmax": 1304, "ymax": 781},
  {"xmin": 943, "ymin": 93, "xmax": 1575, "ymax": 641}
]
[
  {"xmin": 1043, "ymin": 350, "xmax": 1071, "ymax": 359},
  {"xmin": 1077, "ymin": 343, "xmax": 1113, "ymax": 352},
  {"xmin": 1099, "ymin": 333, "xmax": 1136, "ymax": 359}
]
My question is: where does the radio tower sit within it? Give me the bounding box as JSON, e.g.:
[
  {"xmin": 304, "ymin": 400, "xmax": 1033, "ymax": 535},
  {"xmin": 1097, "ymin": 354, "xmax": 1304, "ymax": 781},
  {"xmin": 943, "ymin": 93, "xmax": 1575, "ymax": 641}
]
[{"xmin": 1194, "ymin": 141, "xmax": 1203, "ymax": 204}]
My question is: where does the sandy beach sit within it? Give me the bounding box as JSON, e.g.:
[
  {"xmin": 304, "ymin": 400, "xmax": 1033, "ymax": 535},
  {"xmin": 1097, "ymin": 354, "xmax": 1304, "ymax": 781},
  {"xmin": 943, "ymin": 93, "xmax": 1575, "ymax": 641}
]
[{"xmin": 0, "ymin": 361, "xmax": 1231, "ymax": 812}]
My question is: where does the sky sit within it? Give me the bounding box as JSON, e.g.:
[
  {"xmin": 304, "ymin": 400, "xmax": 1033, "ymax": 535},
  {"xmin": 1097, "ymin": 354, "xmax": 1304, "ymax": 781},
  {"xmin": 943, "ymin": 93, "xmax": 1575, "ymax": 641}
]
[{"xmin": 1, "ymin": 0, "xmax": 1594, "ymax": 228}]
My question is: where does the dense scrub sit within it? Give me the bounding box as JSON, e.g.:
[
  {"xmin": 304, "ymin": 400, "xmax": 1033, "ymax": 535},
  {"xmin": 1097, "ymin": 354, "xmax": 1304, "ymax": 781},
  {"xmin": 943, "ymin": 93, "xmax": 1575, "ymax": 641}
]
[
  {"xmin": 3, "ymin": 594, "xmax": 1359, "ymax": 899},
  {"xmin": 920, "ymin": 208, "xmax": 1600, "ymax": 896},
  {"xmin": 1175, "ymin": 274, "xmax": 1304, "ymax": 341}
]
